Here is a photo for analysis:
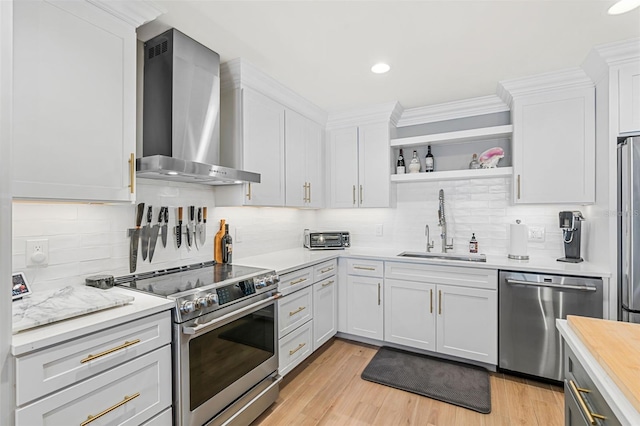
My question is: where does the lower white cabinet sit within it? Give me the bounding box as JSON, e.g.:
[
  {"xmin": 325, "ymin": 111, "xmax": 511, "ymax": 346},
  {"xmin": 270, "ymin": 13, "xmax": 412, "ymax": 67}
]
[
  {"xmin": 278, "ymin": 320, "xmax": 313, "ymax": 376},
  {"xmin": 313, "ymin": 276, "xmax": 337, "ymax": 351},
  {"xmin": 384, "ymin": 279, "xmax": 435, "ymax": 351},
  {"xmin": 279, "ymin": 285, "xmax": 313, "ymax": 337},
  {"xmin": 346, "ymin": 274, "xmax": 384, "ymax": 340}
]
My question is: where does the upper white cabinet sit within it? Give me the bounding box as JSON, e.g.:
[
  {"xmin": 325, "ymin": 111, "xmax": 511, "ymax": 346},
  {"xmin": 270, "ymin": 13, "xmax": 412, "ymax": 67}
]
[
  {"xmin": 618, "ymin": 62, "xmax": 640, "ymax": 134},
  {"xmin": 12, "ymin": 0, "xmax": 160, "ymax": 202},
  {"xmin": 498, "ymin": 69, "xmax": 595, "ymax": 204},
  {"xmin": 285, "ymin": 110, "xmax": 324, "ymax": 208}
]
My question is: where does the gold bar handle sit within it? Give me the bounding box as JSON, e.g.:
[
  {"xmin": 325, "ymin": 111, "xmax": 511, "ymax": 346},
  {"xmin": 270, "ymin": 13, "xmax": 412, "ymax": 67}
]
[
  {"xmin": 568, "ymin": 380, "xmax": 606, "ymax": 424},
  {"xmin": 517, "ymin": 175, "xmax": 521, "ymax": 200},
  {"xmin": 80, "ymin": 392, "xmax": 140, "ymax": 426},
  {"xmin": 360, "ymin": 185, "xmax": 363, "ymax": 205},
  {"xmin": 289, "ymin": 342, "xmax": 306, "ymax": 356},
  {"xmin": 378, "ymin": 283, "xmax": 381, "ymax": 306},
  {"xmin": 290, "ymin": 277, "xmax": 308, "ymax": 286},
  {"xmin": 128, "ymin": 153, "xmax": 135, "ymax": 194},
  {"xmin": 322, "ymin": 280, "xmax": 335, "ymax": 287},
  {"xmin": 352, "ymin": 185, "xmax": 356, "ymax": 205},
  {"xmin": 80, "ymin": 339, "xmax": 141, "ymax": 364},
  {"xmin": 308, "ymin": 182, "xmax": 311, "ymax": 203},
  {"xmin": 289, "ymin": 306, "xmax": 306, "ymax": 316},
  {"xmin": 438, "ymin": 290, "xmax": 442, "ymax": 315},
  {"xmin": 320, "ymin": 267, "xmax": 334, "ymax": 273},
  {"xmin": 246, "ymin": 183, "xmax": 252, "ymax": 201},
  {"xmin": 430, "ymin": 288, "xmax": 433, "ymax": 314},
  {"xmin": 354, "ymin": 266, "xmax": 375, "ymax": 271}
]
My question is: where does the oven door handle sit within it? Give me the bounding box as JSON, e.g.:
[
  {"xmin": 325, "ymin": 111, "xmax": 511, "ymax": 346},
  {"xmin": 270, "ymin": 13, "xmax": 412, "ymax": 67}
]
[
  {"xmin": 505, "ymin": 278, "xmax": 597, "ymax": 292},
  {"xmin": 182, "ymin": 293, "xmax": 281, "ymax": 336}
]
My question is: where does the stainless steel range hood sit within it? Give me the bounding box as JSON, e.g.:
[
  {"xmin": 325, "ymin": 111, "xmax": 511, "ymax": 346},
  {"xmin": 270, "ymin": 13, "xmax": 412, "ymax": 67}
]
[{"xmin": 137, "ymin": 29, "xmax": 260, "ymax": 185}]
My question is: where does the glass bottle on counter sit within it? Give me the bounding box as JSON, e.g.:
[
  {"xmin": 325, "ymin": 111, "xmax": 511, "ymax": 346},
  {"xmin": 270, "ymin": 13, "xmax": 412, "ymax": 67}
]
[
  {"xmin": 425, "ymin": 145, "xmax": 434, "ymax": 172},
  {"xmin": 408, "ymin": 150, "xmax": 421, "ymax": 173},
  {"xmin": 396, "ymin": 149, "xmax": 405, "ymax": 174},
  {"xmin": 469, "ymin": 153, "xmax": 481, "ymax": 169},
  {"xmin": 222, "ymin": 224, "xmax": 233, "ymax": 263},
  {"xmin": 469, "ymin": 233, "xmax": 478, "ymax": 253}
]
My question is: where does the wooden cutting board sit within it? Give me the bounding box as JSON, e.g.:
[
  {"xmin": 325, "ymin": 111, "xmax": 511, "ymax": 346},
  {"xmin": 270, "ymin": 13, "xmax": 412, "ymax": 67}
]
[{"xmin": 567, "ymin": 315, "xmax": 640, "ymax": 412}]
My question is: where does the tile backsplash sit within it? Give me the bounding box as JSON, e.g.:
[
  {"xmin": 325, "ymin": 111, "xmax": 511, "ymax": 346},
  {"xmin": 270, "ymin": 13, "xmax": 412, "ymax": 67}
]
[{"xmin": 13, "ymin": 177, "xmax": 584, "ymax": 289}]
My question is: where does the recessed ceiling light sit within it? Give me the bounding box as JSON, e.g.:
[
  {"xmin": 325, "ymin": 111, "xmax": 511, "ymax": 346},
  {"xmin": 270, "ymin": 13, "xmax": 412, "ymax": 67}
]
[
  {"xmin": 371, "ymin": 63, "xmax": 390, "ymax": 74},
  {"xmin": 608, "ymin": 0, "xmax": 640, "ymax": 14}
]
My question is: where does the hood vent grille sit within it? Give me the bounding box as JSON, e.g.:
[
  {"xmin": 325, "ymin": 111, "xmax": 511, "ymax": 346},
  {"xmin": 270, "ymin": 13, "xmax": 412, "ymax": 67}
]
[{"xmin": 147, "ymin": 40, "xmax": 168, "ymax": 60}]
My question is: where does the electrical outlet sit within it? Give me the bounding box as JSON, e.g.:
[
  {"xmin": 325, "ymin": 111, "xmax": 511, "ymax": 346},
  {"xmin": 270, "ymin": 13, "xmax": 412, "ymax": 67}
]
[
  {"xmin": 528, "ymin": 226, "xmax": 545, "ymax": 242},
  {"xmin": 235, "ymin": 227, "xmax": 243, "ymax": 243},
  {"xmin": 26, "ymin": 239, "xmax": 49, "ymax": 267},
  {"xmin": 375, "ymin": 224, "xmax": 383, "ymax": 237}
]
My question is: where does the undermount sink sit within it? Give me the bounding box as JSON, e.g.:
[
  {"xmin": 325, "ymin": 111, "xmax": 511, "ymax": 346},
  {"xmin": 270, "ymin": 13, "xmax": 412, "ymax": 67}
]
[{"xmin": 397, "ymin": 251, "xmax": 487, "ymax": 262}]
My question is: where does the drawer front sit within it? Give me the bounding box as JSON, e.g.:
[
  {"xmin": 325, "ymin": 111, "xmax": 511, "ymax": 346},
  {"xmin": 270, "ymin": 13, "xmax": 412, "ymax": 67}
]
[
  {"xmin": 278, "ymin": 267, "xmax": 313, "ymax": 297},
  {"xmin": 278, "ymin": 285, "xmax": 313, "ymax": 337},
  {"xmin": 346, "ymin": 258, "xmax": 384, "ymax": 278},
  {"xmin": 564, "ymin": 344, "xmax": 620, "ymax": 426},
  {"xmin": 16, "ymin": 345, "xmax": 172, "ymax": 426},
  {"xmin": 278, "ymin": 320, "xmax": 313, "ymax": 376},
  {"xmin": 141, "ymin": 407, "xmax": 172, "ymax": 426},
  {"xmin": 385, "ymin": 261, "xmax": 497, "ymax": 290},
  {"xmin": 313, "ymin": 259, "xmax": 337, "ymax": 282},
  {"xmin": 16, "ymin": 310, "xmax": 172, "ymax": 406}
]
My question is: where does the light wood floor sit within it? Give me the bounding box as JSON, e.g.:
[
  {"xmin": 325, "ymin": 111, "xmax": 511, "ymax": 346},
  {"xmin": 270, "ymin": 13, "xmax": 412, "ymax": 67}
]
[{"xmin": 253, "ymin": 338, "xmax": 564, "ymax": 426}]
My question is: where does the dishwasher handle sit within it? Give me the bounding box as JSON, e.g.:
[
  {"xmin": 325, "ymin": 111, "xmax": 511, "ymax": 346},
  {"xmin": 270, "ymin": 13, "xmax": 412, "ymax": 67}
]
[{"xmin": 505, "ymin": 278, "xmax": 597, "ymax": 292}]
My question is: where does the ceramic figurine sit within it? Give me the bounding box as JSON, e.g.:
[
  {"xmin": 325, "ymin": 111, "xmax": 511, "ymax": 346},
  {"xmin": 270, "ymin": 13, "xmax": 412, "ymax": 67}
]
[{"xmin": 478, "ymin": 147, "xmax": 504, "ymax": 168}]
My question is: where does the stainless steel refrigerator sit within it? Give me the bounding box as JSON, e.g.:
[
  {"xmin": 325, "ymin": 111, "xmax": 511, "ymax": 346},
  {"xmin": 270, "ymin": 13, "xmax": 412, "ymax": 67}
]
[{"xmin": 618, "ymin": 136, "xmax": 640, "ymax": 323}]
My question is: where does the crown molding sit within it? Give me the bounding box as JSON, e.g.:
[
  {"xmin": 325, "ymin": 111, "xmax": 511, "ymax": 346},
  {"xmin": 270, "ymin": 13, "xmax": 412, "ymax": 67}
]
[
  {"xmin": 326, "ymin": 102, "xmax": 402, "ymax": 129},
  {"xmin": 396, "ymin": 95, "xmax": 508, "ymax": 128},
  {"xmin": 497, "ymin": 67, "xmax": 593, "ymax": 107},
  {"xmin": 582, "ymin": 38, "xmax": 640, "ymax": 84},
  {"xmin": 220, "ymin": 58, "xmax": 327, "ymax": 126},
  {"xmin": 87, "ymin": 0, "xmax": 165, "ymax": 27}
]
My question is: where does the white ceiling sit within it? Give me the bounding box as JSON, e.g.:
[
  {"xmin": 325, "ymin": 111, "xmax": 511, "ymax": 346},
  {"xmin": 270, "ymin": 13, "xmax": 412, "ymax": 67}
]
[{"xmin": 138, "ymin": 1, "xmax": 640, "ymax": 113}]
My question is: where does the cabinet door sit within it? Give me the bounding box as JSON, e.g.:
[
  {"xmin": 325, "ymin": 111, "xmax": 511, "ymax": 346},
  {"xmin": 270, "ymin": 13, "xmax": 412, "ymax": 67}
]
[
  {"xmin": 436, "ymin": 284, "xmax": 497, "ymax": 364},
  {"xmin": 327, "ymin": 127, "xmax": 359, "ymax": 208},
  {"xmin": 13, "ymin": 0, "xmax": 136, "ymax": 202},
  {"xmin": 242, "ymin": 88, "xmax": 285, "ymax": 206},
  {"xmin": 512, "ymin": 87, "xmax": 595, "ymax": 204},
  {"xmin": 305, "ymin": 119, "xmax": 324, "ymax": 208},
  {"xmin": 384, "ymin": 279, "xmax": 435, "ymax": 351},
  {"xmin": 619, "ymin": 62, "xmax": 640, "ymax": 134},
  {"xmin": 346, "ymin": 275, "xmax": 383, "ymax": 340},
  {"xmin": 313, "ymin": 277, "xmax": 337, "ymax": 351},
  {"xmin": 358, "ymin": 122, "xmax": 390, "ymax": 208}
]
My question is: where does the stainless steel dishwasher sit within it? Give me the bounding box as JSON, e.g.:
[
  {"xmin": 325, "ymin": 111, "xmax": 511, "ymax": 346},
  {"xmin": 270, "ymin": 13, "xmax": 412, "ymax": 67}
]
[{"xmin": 498, "ymin": 270, "xmax": 603, "ymax": 382}]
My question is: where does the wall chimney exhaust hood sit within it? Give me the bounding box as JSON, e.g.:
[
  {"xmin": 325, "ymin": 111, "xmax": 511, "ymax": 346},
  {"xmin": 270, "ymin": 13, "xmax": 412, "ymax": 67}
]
[{"xmin": 137, "ymin": 29, "xmax": 260, "ymax": 185}]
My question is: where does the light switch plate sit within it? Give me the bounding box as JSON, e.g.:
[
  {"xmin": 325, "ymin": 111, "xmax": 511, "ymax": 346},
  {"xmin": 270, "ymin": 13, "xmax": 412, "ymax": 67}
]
[{"xmin": 528, "ymin": 226, "xmax": 545, "ymax": 242}]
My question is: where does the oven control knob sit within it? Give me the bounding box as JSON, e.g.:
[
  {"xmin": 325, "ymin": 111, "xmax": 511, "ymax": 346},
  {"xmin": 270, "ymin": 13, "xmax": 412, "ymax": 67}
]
[
  {"xmin": 180, "ymin": 300, "xmax": 196, "ymax": 314},
  {"xmin": 255, "ymin": 279, "xmax": 267, "ymax": 289},
  {"xmin": 271, "ymin": 274, "xmax": 280, "ymax": 285},
  {"xmin": 205, "ymin": 293, "xmax": 218, "ymax": 306},
  {"xmin": 265, "ymin": 275, "xmax": 274, "ymax": 286},
  {"xmin": 195, "ymin": 297, "xmax": 209, "ymax": 310}
]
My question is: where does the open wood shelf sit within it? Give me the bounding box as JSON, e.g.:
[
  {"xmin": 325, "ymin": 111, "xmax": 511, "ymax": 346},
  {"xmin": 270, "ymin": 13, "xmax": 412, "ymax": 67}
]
[{"xmin": 390, "ymin": 167, "xmax": 513, "ymax": 183}]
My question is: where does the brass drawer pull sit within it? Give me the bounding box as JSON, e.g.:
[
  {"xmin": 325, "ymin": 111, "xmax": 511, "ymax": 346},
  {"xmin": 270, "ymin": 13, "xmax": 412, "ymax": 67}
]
[
  {"xmin": 290, "ymin": 277, "xmax": 308, "ymax": 286},
  {"xmin": 128, "ymin": 153, "xmax": 135, "ymax": 194},
  {"xmin": 80, "ymin": 339, "xmax": 141, "ymax": 364},
  {"xmin": 80, "ymin": 392, "xmax": 140, "ymax": 426},
  {"xmin": 352, "ymin": 185, "xmax": 356, "ymax": 205},
  {"xmin": 246, "ymin": 183, "xmax": 252, "ymax": 200},
  {"xmin": 289, "ymin": 342, "xmax": 306, "ymax": 356},
  {"xmin": 568, "ymin": 380, "xmax": 606, "ymax": 425},
  {"xmin": 378, "ymin": 283, "xmax": 381, "ymax": 306},
  {"xmin": 360, "ymin": 185, "xmax": 363, "ymax": 205},
  {"xmin": 430, "ymin": 288, "xmax": 433, "ymax": 314},
  {"xmin": 517, "ymin": 174, "xmax": 521, "ymax": 200},
  {"xmin": 289, "ymin": 306, "xmax": 306, "ymax": 316},
  {"xmin": 322, "ymin": 280, "xmax": 334, "ymax": 287},
  {"xmin": 438, "ymin": 290, "xmax": 442, "ymax": 315},
  {"xmin": 320, "ymin": 267, "xmax": 334, "ymax": 273},
  {"xmin": 353, "ymin": 266, "xmax": 375, "ymax": 271}
]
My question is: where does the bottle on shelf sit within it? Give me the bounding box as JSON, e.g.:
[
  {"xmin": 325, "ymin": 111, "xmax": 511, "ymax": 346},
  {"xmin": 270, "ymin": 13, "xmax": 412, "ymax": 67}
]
[
  {"xmin": 469, "ymin": 233, "xmax": 478, "ymax": 253},
  {"xmin": 396, "ymin": 149, "xmax": 405, "ymax": 174},
  {"xmin": 221, "ymin": 224, "xmax": 233, "ymax": 264},
  {"xmin": 408, "ymin": 150, "xmax": 421, "ymax": 173},
  {"xmin": 469, "ymin": 153, "xmax": 481, "ymax": 169},
  {"xmin": 425, "ymin": 145, "xmax": 434, "ymax": 172},
  {"xmin": 214, "ymin": 219, "xmax": 226, "ymax": 263}
]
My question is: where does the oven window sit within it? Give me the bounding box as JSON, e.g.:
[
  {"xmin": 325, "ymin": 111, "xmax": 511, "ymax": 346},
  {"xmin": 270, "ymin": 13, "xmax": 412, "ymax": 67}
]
[{"xmin": 189, "ymin": 305, "xmax": 275, "ymax": 411}]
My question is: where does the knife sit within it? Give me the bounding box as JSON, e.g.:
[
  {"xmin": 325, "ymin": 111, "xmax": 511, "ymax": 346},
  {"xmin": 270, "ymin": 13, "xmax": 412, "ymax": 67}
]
[
  {"xmin": 148, "ymin": 207, "xmax": 162, "ymax": 262},
  {"xmin": 161, "ymin": 206, "xmax": 169, "ymax": 248},
  {"xmin": 129, "ymin": 203, "xmax": 145, "ymax": 273},
  {"xmin": 176, "ymin": 207, "xmax": 183, "ymax": 248},
  {"xmin": 186, "ymin": 206, "xmax": 194, "ymax": 249},
  {"xmin": 199, "ymin": 207, "xmax": 207, "ymax": 246},
  {"xmin": 195, "ymin": 207, "xmax": 202, "ymax": 249},
  {"xmin": 141, "ymin": 205, "xmax": 153, "ymax": 260}
]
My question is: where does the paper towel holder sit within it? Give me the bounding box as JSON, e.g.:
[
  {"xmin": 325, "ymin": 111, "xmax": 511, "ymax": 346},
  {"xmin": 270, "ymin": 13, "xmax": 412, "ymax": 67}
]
[{"xmin": 508, "ymin": 219, "xmax": 530, "ymax": 261}]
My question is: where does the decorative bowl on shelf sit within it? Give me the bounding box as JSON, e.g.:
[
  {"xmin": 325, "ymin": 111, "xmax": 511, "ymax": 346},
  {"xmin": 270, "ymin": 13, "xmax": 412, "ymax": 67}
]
[{"xmin": 478, "ymin": 147, "xmax": 504, "ymax": 168}]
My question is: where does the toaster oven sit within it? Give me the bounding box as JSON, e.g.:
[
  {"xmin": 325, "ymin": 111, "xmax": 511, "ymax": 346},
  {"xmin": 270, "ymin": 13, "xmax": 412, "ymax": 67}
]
[{"xmin": 304, "ymin": 230, "xmax": 350, "ymax": 250}]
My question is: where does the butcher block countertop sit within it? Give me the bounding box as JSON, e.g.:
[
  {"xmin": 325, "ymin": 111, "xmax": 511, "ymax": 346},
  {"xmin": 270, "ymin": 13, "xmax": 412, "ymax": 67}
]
[{"xmin": 557, "ymin": 317, "xmax": 640, "ymax": 425}]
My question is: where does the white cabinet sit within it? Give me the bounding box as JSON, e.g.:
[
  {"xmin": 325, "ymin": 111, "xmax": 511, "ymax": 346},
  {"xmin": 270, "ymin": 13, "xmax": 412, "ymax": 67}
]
[
  {"xmin": 327, "ymin": 122, "xmax": 391, "ymax": 208},
  {"xmin": 11, "ymin": 0, "xmax": 155, "ymax": 202},
  {"xmin": 313, "ymin": 275, "xmax": 337, "ymax": 351},
  {"xmin": 499, "ymin": 70, "xmax": 595, "ymax": 204},
  {"xmin": 618, "ymin": 62, "xmax": 640, "ymax": 134},
  {"xmin": 345, "ymin": 259, "xmax": 384, "ymax": 340},
  {"xmin": 384, "ymin": 279, "xmax": 435, "ymax": 351},
  {"xmin": 14, "ymin": 311, "xmax": 173, "ymax": 425},
  {"xmin": 285, "ymin": 109, "xmax": 324, "ymax": 208}
]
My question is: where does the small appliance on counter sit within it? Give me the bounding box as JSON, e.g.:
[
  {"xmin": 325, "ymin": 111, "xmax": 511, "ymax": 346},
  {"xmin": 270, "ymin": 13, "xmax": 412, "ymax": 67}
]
[
  {"xmin": 304, "ymin": 229, "xmax": 350, "ymax": 250},
  {"xmin": 508, "ymin": 220, "xmax": 529, "ymax": 260},
  {"xmin": 557, "ymin": 211, "xmax": 584, "ymax": 263}
]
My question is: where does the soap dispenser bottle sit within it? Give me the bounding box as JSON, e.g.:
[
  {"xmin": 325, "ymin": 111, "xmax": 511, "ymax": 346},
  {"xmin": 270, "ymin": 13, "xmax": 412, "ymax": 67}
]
[{"xmin": 469, "ymin": 233, "xmax": 478, "ymax": 253}]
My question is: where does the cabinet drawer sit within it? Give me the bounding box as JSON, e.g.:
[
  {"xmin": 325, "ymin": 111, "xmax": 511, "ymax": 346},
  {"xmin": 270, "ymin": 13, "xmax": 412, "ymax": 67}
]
[
  {"xmin": 564, "ymin": 344, "xmax": 620, "ymax": 426},
  {"xmin": 346, "ymin": 258, "xmax": 384, "ymax": 278},
  {"xmin": 141, "ymin": 407, "xmax": 172, "ymax": 426},
  {"xmin": 278, "ymin": 320, "xmax": 313, "ymax": 376},
  {"xmin": 278, "ymin": 267, "xmax": 313, "ymax": 297},
  {"xmin": 16, "ymin": 345, "xmax": 172, "ymax": 426},
  {"xmin": 385, "ymin": 261, "xmax": 497, "ymax": 290},
  {"xmin": 314, "ymin": 259, "xmax": 337, "ymax": 282},
  {"xmin": 278, "ymin": 285, "xmax": 313, "ymax": 337},
  {"xmin": 16, "ymin": 311, "xmax": 171, "ymax": 406}
]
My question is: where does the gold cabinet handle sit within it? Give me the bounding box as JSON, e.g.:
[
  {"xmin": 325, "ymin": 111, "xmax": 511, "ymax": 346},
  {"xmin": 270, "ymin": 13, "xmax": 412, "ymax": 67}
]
[
  {"xmin": 290, "ymin": 277, "xmax": 308, "ymax": 286},
  {"xmin": 438, "ymin": 290, "xmax": 442, "ymax": 315},
  {"xmin": 128, "ymin": 153, "xmax": 135, "ymax": 194},
  {"xmin": 360, "ymin": 184, "xmax": 363, "ymax": 205},
  {"xmin": 517, "ymin": 175, "xmax": 521, "ymax": 200},
  {"xmin": 354, "ymin": 266, "xmax": 375, "ymax": 271},
  {"xmin": 246, "ymin": 182, "xmax": 252, "ymax": 200},
  {"xmin": 80, "ymin": 392, "xmax": 140, "ymax": 426},
  {"xmin": 322, "ymin": 280, "xmax": 334, "ymax": 287},
  {"xmin": 308, "ymin": 182, "xmax": 311, "ymax": 203},
  {"xmin": 430, "ymin": 288, "xmax": 433, "ymax": 314},
  {"xmin": 320, "ymin": 267, "xmax": 334, "ymax": 273},
  {"xmin": 378, "ymin": 283, "xmax": 381, "ymax": 306},
  {"xmin": 352, "ymin": 185, "xmax": 356, "ymax": 205},
  {"xmin": 289, "ymin": 342, "xmax": 306, "ymax": 356},
  {"xmin": 80, "ymin": 339, "xmax": 141, "ymax": 364},
  {"xmin": 568, "ymin": 380, "xmax": 607, "ymax": 424},
  {"xmin": 289, "ymin": 306, "xmax": 306, "ymax": 316}
]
